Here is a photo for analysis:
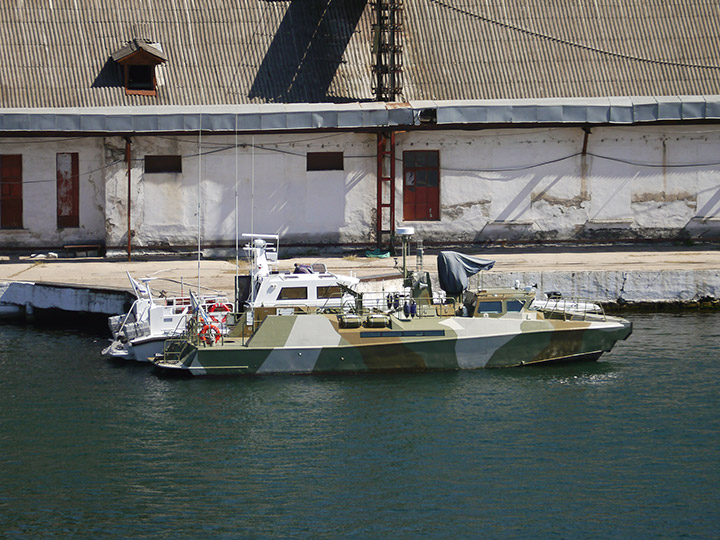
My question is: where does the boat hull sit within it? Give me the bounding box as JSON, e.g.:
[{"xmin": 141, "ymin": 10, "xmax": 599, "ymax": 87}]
[
  {"xmin": 153, "ymin": 313, "xmax": 633, "ymax": 376},
  {"xmin": 103, "ymin": 334, "xmax": 171, "ymax": 362}
]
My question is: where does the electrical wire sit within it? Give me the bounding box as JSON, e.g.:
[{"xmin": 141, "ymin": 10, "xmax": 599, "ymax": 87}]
[
  {"xmin": 12, "ymin": 141, "xmax": 720, "ymax": 188},
  {"xmin": 153, "ymin": 132, "xmax": 344, "ymax": 147},
  {"xmin": 16, "ymin": 159, "xmax": 124, "ymax": 185},
  {"xmin": 427, "ymin": 0, "xmax": 720, "ymax": 71}
]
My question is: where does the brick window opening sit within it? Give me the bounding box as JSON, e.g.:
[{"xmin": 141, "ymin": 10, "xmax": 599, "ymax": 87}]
[
  {"xmin": 307, "ymin": 152, "xmax": 344, "ymax": 171},
  {"xmin": 145, "ymin": 155, "xmax": 182, "ymax": 174}
]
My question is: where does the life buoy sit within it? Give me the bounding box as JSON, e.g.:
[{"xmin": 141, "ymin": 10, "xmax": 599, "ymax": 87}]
[
  {"xmin": 199, "ymin": 323, "xmax": 221, "ymax": 345},
  {"xmin": 209, "ymin": 303, "xmax": 233, "ymax": 323}
]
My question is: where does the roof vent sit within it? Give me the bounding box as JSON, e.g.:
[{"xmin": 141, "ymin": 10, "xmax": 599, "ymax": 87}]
[{"xmin": 418, "ymin": 108, "xmax": 437, "ymax": 124}]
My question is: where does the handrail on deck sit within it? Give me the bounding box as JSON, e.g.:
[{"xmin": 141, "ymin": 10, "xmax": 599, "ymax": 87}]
[{"xmin": 532, "ymin": 296, "xmax": 607, "ymax": 322}]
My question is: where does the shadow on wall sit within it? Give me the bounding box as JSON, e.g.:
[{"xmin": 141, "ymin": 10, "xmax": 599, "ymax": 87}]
[{"xmin": 249, "ymin": 0, "xmax": 367, "ymax": 103}]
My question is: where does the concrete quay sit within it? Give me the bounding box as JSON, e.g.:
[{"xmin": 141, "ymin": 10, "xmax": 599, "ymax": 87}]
[{"xmin": 1, "ymin": 245, "xmax": 719, "ymax": 317}]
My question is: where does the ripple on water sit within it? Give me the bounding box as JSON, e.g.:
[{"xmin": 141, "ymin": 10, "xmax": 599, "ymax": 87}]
[{"xmin": 0, "ymin": 314, "xmax": 719, "ymax": 539}]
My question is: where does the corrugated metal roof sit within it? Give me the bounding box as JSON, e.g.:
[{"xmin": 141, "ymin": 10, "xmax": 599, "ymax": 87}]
[
  {"xmin": 0, "ymin": 1, "xmax": 719, "ymax": 107},
  {"xmin": 2, "ymin": 96, "xmax": 719, "ymax": 134},
  {"xmin": 0, "ymin": 0, "xmax": 374, "ymax": 107}
]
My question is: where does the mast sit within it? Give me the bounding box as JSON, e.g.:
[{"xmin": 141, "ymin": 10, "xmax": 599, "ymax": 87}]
[
  {"xmin": 197, "ymin": 113, "xmax": 202, "ymax": 295},
  {"xmin": 234, "ymin": 115, "xmax": 239, "ymax": 313}
]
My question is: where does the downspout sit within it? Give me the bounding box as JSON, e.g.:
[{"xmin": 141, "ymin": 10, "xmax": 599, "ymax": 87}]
[
  {"xmin": 124, "ymin": 136, "xmax": 132, "ymax": 262},
  {"xmin": 580, "ymin": 127, "xmax": 591, "ymax": 201}
]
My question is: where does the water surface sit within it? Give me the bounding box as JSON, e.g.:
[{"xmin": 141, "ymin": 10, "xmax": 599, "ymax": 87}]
[{"xmin": 1, "ymin": 313, "xmax": 718, "ymax": 538}]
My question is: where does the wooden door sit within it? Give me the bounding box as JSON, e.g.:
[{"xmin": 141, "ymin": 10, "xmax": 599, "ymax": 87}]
[
  {"xmin": 1, "ymin": 155, "xmax": 23, "ymax": 229},
  {"xmin": 57, "ymin": 153, "xmax": 79, "ymax": 228},
  {"xmin": 403, "ymin": 150, "xmax": 440, "ymax": 221}
]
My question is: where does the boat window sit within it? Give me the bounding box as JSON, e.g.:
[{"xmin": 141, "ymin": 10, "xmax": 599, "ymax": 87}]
[
  {"xmin": 278, "ymin": 287, "xmax": 308, "ymax": 300},
  {"xmin": 317, "ymin": 286, "xmax": 342, "ymax": 299},
  {"xmin": 476, "ymin": 301, "xmax": 503, "ymax": 314},
  {"xmin": 506, "ymin": 300, "xmax": 525, "ymax": 312}
]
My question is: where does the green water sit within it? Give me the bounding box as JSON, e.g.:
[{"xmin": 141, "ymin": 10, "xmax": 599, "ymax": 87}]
[{"xmin": 1, "ymin": 313, "xmax": 718, "ymax": 539}]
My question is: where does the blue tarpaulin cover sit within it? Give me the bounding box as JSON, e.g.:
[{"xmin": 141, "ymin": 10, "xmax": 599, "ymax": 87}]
[{"xmin": 437, "ymin": 251, "xmax": 495, "ymax": 295}]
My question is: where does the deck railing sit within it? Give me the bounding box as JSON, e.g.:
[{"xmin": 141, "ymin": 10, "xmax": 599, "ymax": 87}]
[{"xmin": 531, "ymin": 296, "xmax": 607, "ymax": 322}]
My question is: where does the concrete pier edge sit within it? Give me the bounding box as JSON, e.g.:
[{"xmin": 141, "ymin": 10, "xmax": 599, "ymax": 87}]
[
  {"xmin": 1, "ymin": 246, "xmax": 719, "ymax": 319},
  {"xmin": 1, "ymin": 268, "xmax": 719, "ymax": 320}
]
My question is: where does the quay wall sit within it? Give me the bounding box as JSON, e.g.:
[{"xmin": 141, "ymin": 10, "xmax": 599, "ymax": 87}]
[
  {"xmin": 0, "ymin": 282, "xmax": 133, "ymax": 317},
  {"xmin": 357, "ymin": 269, "xmax": 720, "ymax": 307},
  {"xmin": 1, "ymin": 268, "xmax": 719, "ymax": 320},
  {"xmin": 478, "ymin": 269, "xmax": 720, "ymax": 305}
]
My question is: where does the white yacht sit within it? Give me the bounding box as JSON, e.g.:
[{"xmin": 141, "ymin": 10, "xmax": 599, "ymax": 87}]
[{"xmin": 103, "ymin": 272, "xmax": 231, "ymax": 362}]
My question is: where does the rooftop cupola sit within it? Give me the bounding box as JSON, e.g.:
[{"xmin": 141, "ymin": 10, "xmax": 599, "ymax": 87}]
[{"xmin": 111, "ymin": 39, "xmax": 167, "ymax": 96}]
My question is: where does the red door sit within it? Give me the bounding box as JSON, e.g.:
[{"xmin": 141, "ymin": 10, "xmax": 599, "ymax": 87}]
[
  {"xmin": 403, "ymin": 150, "xmax": 440, "ymax": 221},
  {"xmin": 1, "ymin": 155, "xmax": 23, "ymax": 229},
  {"xmin": 57, "ymin": 153, "xmax": 79, "ymax": 228}
]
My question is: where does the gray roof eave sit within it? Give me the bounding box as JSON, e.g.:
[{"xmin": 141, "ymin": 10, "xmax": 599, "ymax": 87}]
[
  {"xmin": 432, "ymin": 95, "xmax": 720, "ymax": 125},
  {"xmin": 1, "ymin": 96, "xmax": 719, "ymax": 135}
]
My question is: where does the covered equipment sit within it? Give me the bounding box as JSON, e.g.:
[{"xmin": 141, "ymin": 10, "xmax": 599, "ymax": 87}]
[{"xmin": 437, "ymin": 251, "xmax": 495, "ymax": 295}]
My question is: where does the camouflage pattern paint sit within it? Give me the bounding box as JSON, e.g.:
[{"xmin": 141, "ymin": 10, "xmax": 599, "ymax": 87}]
[{"xmin": 154, "ymin": 311, "xmax": 632, "ymax": 376}]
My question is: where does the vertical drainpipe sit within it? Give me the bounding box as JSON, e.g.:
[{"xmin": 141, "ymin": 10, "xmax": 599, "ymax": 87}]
[
  {"xmin": 581, "ymin": 126, "xmax": 591, "ymax": 155},
  {"xmin": 580, "ymin": 127, "xmax": 591, "ymax": 201},
  {"xmin": 125, "ymin": 136, "xmax": 132, "ymax": 262}
]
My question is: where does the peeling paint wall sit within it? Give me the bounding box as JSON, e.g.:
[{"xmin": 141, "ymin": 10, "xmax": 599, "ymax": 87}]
[
  {"xmin": 394, "ymin": 125, "xmax": 720, "ymax": 243},
  {"xmin": 102, "ymin": 133, "xmax": 378, "ymax": 248},
  {"xmin": 0, "ymin": 138, "xmax": 106, "ymax": 248},
  {"xmin": 4, "ymin": 124, "xmax": 720, "ymax": 250}
]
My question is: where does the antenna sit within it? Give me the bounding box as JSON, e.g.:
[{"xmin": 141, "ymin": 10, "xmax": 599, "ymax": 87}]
[
  {"xmin": 234, "ymin": 114, "xmax": 239, "ymax": 313},
  {"xmin": 248, "ymin": 136, "xmax": 256, "ymax": 327},
  {"xmin": 197, "ymin": 113, "xmax": 202, "ymax": 295},
  {"xmin": 396, "ymin": 226, "xmax": 414, "ymax": 281}
]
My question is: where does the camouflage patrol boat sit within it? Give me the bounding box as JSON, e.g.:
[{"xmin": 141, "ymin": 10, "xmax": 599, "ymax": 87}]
[{"xmin": 152, "ymin": 237, "xmax": 632, "ymax": 376}]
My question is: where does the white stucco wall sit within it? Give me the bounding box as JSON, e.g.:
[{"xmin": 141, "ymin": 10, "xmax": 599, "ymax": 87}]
[
  {"xmin": 103, "ymin": 133, "xmax": 378, "ymax": 248},
  {"xmin": 393, "ymin": 125, "xmax": 720, "ymax": 243},
  {"xmin": 5, "ymin": 123, "xmax": 720, "ymax": 251},
  {"xmin": 0, "ymin": 137, "xmax": 106, "ymax": 248}
]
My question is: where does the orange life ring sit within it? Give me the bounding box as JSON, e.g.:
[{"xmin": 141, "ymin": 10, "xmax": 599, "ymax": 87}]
[
  {"xmin": 199, "ymin": 323, "xmax": 221, "ymax": 344},
  {"xmin": 209, "ymin": 303, "xmax": 233, "ymax": 323}
]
